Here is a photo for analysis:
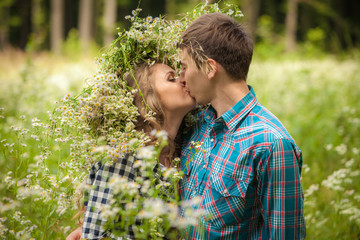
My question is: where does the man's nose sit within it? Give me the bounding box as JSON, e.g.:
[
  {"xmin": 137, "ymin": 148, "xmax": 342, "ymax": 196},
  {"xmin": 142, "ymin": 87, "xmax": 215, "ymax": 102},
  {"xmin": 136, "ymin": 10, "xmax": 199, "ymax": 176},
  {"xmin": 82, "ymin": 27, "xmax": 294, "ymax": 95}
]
[{"xmin": 178, "ymin": 73, "xmax": 186, "ymax": 87}]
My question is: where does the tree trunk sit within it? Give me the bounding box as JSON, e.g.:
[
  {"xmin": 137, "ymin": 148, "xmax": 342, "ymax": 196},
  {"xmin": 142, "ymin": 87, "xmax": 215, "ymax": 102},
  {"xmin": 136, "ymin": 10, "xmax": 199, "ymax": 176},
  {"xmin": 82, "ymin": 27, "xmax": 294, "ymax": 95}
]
[
  {"xmin": 0, "ymin": 6, "xmax": 10, "ymax": 50},
  {"xmin": 103, "ymin": 0, "xmax": 117, "ymax": 46},
  {"xmin": 50, "ymin": 0, "xmax": 64, "ymax": 54},
  {"xmin": 285, "ymin": 0, "xmax": 298, "ymax": 52},
  {"xmin": 79, "ymin": 0, "xmax": 93, "ymax": 51},
  {"xmin": 242, "ymin": 0, "xmax": 261, "ymax": 42}
]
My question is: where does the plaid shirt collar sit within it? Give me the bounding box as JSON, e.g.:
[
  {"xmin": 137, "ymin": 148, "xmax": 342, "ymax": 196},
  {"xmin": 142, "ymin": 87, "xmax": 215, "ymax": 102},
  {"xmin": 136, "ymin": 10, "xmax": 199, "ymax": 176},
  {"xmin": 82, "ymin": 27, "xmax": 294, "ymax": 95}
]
[{"xmin": 201, "ymin": 85, "xmax": 258, "ymax": 132}]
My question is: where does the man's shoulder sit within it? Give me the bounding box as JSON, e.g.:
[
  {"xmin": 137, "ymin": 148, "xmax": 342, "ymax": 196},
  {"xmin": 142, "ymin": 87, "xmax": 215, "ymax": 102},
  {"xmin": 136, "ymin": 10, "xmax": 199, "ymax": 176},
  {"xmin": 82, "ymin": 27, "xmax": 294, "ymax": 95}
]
[
  {"xmin": 250, "ymin": 103, "xmax": 292, "ymax": 136},
  {"xmin": 233, "ymin": 103, "xmax": 297, "ymax": 147}
]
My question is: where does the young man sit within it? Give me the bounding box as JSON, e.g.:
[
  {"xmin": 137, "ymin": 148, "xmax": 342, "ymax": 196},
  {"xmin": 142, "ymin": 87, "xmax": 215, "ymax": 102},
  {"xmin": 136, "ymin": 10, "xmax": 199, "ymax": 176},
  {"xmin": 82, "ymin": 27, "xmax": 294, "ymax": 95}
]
[{"xmin": 179, "ymin": 13, "xmax": 306, "ymax": 239}]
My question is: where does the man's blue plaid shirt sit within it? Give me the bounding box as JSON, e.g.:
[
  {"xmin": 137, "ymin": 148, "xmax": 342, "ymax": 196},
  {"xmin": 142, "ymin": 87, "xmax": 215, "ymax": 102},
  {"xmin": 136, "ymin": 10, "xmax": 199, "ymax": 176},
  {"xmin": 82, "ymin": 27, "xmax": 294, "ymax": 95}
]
[{"xmin": 180, "ymin": 86, "xmax": 306, "ymax": 239}]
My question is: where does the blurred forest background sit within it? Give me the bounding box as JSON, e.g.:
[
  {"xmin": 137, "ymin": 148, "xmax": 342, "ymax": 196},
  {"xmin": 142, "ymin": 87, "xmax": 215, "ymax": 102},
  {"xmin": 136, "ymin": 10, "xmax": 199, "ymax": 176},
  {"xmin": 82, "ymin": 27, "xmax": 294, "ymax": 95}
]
[
  {"xmin": 0, "ymin": 0, "xmax": 359, "ymax": 55},
  {"xmin": 0, "ymin": 0, "xmax": 360, "ymax": 239}
]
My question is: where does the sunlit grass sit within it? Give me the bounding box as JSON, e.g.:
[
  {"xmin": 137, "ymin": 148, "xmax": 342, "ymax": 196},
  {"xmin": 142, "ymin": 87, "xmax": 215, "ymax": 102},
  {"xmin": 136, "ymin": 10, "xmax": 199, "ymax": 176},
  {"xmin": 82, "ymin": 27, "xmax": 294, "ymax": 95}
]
[{"xmin": 0, "ymin": 49, "xmax": 96, "ymax": 118}]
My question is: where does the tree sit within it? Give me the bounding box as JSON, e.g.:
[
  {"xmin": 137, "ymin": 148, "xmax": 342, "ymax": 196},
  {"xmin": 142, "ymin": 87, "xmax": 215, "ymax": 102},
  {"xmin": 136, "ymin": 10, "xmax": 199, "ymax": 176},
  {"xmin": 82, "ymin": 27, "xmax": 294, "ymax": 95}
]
[
  {"xmin": 0, "ymin": 0, "xmax": 15, "ymax": 50},
  {"xmin": 103, "ymin": 0, "xmax": 117, "ymax": 45},
  {"xmin": 78, "ymin": 0, "xmax": 93, "ymax": 52},
  {"xmin": 50, "ymin": 0, "xmax": 64, "ymax": 54},
  {"xmin": 285, "ymin": 0, "xmax": 298, "ymax": 51},
  {"xmin": 243, "ymin": 0, "xmax": 261, "ymax": 41}
]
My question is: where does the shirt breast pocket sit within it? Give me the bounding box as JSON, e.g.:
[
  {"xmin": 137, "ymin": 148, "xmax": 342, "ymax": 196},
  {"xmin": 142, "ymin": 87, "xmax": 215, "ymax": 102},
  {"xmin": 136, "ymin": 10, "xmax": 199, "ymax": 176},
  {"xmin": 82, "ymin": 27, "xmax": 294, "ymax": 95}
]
[{"xmin": 201, "ymin": 174, "xmax": 249, "ymax": 229}]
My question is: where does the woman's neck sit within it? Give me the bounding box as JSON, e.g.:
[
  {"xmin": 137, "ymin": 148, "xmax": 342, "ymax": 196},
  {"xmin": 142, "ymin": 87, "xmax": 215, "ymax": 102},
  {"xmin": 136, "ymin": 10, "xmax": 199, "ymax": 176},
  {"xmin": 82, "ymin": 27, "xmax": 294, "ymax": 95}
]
[
  {"xmin": 158, "ymin": 112, "xmax": 186, "ymax": 167},
  {"xmin": 162, "ymin": 114, "xmax": 184, "ymax": 141}
]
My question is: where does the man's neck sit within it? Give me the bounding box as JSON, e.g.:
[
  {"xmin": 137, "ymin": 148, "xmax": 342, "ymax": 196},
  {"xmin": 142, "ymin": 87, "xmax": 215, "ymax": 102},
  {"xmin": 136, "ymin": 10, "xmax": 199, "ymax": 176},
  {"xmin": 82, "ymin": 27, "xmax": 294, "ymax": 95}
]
[{"xmin": 211, "ymin": 80, "xmax": 249, "ymax": 118}]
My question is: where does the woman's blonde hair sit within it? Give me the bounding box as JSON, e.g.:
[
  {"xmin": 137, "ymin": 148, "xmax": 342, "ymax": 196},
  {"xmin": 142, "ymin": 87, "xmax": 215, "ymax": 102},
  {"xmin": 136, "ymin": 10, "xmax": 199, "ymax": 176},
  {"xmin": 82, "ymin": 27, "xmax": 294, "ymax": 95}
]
[
  {"xmin": 125, "ymin": 62, "xmax": 178, "ymax": 167},
  {"xmin": 125, "ymin": 63, "xmax": 164, "ymax": 133}
]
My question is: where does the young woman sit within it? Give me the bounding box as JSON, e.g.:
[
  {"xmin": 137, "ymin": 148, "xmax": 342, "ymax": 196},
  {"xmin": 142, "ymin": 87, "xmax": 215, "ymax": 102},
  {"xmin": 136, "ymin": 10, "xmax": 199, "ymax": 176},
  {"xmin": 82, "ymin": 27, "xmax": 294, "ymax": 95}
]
[{"xmin": 66, "ymin": 62, "xmax": 196, "ymax": 240}]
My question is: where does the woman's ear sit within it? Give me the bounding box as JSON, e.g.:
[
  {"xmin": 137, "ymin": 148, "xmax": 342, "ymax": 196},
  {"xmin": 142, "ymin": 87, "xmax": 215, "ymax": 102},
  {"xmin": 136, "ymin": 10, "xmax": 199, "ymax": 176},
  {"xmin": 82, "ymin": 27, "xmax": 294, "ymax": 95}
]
[{"xmin": 206, "ymin": 59, "xmax": 217, "ymax": 79}]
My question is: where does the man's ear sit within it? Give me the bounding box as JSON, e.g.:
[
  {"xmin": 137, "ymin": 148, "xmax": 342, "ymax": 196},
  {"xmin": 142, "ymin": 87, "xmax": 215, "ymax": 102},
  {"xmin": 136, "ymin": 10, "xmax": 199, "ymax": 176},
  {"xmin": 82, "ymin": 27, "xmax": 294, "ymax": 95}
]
[{"xmin": 206, "ymin": 59, "xmax": 217, "ymax": 79}]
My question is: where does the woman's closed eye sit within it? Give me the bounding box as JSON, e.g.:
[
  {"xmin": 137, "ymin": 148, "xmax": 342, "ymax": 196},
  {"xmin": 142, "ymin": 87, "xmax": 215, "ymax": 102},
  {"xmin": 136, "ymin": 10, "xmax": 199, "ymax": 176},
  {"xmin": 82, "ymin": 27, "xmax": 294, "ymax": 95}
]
[{"xmin": 165, "ymin": 70, "xmax": 177, "ymax": 82}]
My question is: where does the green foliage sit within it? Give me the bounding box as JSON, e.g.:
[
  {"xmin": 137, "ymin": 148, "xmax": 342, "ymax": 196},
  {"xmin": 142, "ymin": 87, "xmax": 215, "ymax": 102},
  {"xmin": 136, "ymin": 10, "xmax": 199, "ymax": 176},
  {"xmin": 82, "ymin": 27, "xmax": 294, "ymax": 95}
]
[
  {"xmin": 301, "ymin": 27, "xmax": 327, "ymax": 57},
  {"xmin": 61, "ymin": 29, "xmax": 82, "ymax": 59},
  {"xmin": 253, "ymin": 15, "xmax": 285, "ymax": 59},
  {"xmin": 257, "ymin": 15, "xmax": 276, "ymax": 43},
  {"xmin": 62, "ymin": 29, "xmax": 100, "ymax": 60}
]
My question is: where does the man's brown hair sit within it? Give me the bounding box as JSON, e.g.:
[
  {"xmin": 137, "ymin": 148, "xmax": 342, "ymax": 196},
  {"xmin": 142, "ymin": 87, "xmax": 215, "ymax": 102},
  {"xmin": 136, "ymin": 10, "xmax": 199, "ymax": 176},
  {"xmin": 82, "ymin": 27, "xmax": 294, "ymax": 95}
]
[{"xmin": 181, "ymin": 13, "xmax": 253, "ymax": 81}]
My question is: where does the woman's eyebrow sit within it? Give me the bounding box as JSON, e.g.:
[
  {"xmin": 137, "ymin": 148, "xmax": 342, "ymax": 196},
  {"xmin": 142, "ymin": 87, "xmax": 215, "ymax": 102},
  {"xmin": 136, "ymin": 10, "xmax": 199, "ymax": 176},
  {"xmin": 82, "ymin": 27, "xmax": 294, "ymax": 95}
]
[{"xmin": 166, "ymin": 70, "xmax": 176, "ymax": 76}]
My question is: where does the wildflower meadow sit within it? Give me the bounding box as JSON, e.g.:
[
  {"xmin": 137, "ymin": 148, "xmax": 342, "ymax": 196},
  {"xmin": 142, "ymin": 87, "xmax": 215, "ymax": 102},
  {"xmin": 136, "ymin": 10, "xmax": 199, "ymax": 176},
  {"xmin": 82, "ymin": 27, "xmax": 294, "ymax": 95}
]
[
  {"xmin": 1, "ymin": 49, "xmax": 359, "ymax": 239},
  {"xmin": 1, "ymin": 3, "xmax": 360, "ymax": 240}
]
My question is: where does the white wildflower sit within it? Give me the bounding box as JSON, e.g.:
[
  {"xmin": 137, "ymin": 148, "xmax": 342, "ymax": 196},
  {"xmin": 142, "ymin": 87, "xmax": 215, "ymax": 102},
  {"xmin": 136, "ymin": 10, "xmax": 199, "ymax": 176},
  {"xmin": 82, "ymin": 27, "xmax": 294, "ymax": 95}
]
[
  {"xmin": 137, "ymin": 146, "xmax": 155, "ymax": 159},
  {"xmin": 335, "ymin": 143, "xmax": 347, "ymax": 155}
]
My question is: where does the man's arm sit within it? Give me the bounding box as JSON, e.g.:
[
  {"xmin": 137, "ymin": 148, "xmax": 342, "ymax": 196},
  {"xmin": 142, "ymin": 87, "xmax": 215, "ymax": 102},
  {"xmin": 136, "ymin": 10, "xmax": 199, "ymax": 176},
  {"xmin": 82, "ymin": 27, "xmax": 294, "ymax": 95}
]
[{"xmin": 259, "ymin": 138, "xmax": 306, "ymax": 239}]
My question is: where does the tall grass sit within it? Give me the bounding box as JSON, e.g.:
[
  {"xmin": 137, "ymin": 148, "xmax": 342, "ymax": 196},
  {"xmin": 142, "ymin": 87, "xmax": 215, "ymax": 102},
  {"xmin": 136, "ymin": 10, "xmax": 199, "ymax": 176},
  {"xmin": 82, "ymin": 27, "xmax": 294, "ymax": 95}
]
[{"xmin": 0, "ymin": 49, "xmax": 359, "ymax": 239}]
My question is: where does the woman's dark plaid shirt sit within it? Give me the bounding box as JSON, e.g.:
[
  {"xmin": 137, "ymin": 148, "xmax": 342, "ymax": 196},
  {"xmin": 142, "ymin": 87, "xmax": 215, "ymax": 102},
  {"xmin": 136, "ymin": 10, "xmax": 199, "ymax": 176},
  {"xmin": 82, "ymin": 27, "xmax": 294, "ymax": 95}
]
[
  {"xmin": 81, "ymin": 154, "xmax": 166, "ymax": 239},
  {"xmin": 81, "ymin": 154, "xmax": 138, "ymax": 239}
]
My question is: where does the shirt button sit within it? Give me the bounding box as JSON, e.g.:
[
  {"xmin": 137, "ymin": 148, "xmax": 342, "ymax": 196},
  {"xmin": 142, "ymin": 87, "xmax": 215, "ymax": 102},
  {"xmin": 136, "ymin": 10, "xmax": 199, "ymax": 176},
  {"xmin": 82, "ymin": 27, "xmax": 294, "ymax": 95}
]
[
  {"xmin": 206, "ymin": 115, "xmax": 211, "ymax": 120},
  {"xmin": 210, "ymin": 138, "xmax": 214, "ymax": 142},
  {"xmin": 222, "ymin": 189, "xmax": 228, "ymax": 194},
  {"xmin": 215, "ymin": 118, "xmax": 223, "ymax": 123}
]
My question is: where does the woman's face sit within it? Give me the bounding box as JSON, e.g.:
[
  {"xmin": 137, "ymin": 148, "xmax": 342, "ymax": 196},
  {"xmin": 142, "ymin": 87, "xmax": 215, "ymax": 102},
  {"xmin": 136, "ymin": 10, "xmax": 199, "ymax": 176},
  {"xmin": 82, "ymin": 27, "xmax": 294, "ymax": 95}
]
[{"xmin": 151, "ymin": 63, "xmax": 196, "ymax": 118}]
